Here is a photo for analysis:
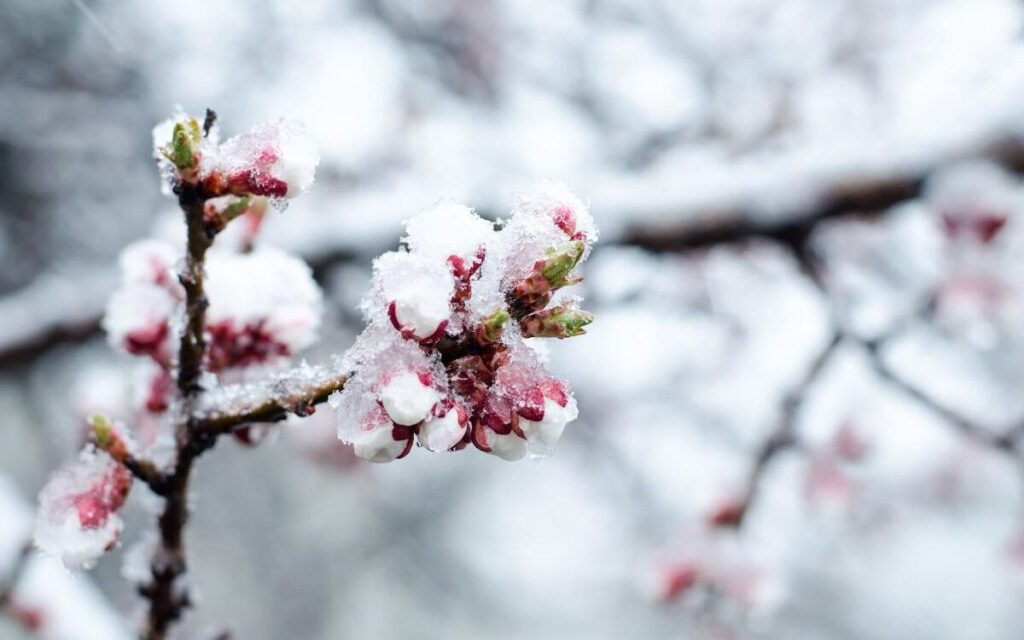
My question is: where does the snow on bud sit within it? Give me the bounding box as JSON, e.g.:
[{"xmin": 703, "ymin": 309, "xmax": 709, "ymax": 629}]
[
  {"xmin": 34, "ymin": 448, "xmax": 132, "ymax": 568},
  {"xmin": 512, "ymin": 179, "xmax": 597, "ymax": 244},
  {"xmin": 380, "ymin": 370, "xmax": 440, "ymax": 426},
  {"xmin": 206, "ymin": 119, "xmax": 318, "ymax": 199},
  {"xmin": 487, "ymin": 339, "xmax": 579, "ymax": 456},
  {"xmin": 204, "ymin": 247, "xmax": 323, "ymax": 370},
  {"xmin": 103, "ymin": 285, "xmax": 177, "ymax": 361},
  {"xmin": 369, "ymin": 250, "xmax": 453, "ymax": 342},
  {"xmin": 418, "ymin": 401, "xmax": 469, "ymax": 452},
  {"xmin": 103, "ymin": 239, "xmax": 183, "ymax": 362}
]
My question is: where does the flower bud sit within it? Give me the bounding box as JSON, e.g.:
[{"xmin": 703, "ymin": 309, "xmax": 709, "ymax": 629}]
[
  {"xmin": 154, "ymin": 115, "xmax": 203, "ymax": 183},
  {"xmin": 660, "ymin": 564, "xmax": 700, "ymax": 601},
  {"xmin": 353, "ymin": 425, "xmax": 411, "ymax": 463},
  {"xmin": 475, "ymin": 308, "xmax": 510, "ymax": 344},
  {"xmin": 35, "ymin": 449, "xmax": 133, "ymax": 568},
  {"xmin": 418, "ymin": 401, "xmax": 469, "ymax": 452},
  {"xmin": 707, "ymin": 497, "xmax": 746, "ymax": 528},
  {"xmin": 512, "ymin": 240, "xmax": 585, "ymax": 310},
  {"xmin": 388, "ymin": 298, "xmax": 449, "ymax": 343},
  {"xmin": 203, "ymin": 195, "xmax": 263, "ymax": 237},
  {"xmin": 349, "ymin": 406, "xmax": 413, "ymax": 463},
  {"xmin": 231, "ymin": 423, "xmax": 274, "ymax": 448},
  {"xmin": 89, "ymin": 415, "xmax": 129, "ymax": 462},
  {"xmin": 471, "ymin": 422, "xmax": 528, "ymax": 461},
  {"xmin": 210, "ymin": 120, "xmax": 318, "ymax": 199},
  {"xmin": 379, "ymin": 371, "xmax": 440, "ymax": 426},
  {"xmin": 519, "ymin": 305, "xmax": 593, "ymax": 339},
  {"xmin": 520, "ymin": 391, "xmax": 577, "ymax": 446}
]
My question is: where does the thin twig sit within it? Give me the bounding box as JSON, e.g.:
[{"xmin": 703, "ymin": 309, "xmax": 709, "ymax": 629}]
[
  {"xmin": 141, "ymin": 182, "xmax": 214, "ymax": 640},
  {"xmin": 198, "ymin": 371, "xmax": 348, "ymax": 436},
  {"xmin": 716, "ymin": 331, "xmax": 843, "ymax": 529},
  {"xmin": 862, "ymin": 337, "xmax": 1020, "ymax": 455}
]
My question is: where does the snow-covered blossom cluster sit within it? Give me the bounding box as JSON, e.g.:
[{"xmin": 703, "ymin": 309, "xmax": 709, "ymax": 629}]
[
  {"xmin": 34, "ymin": 445, "xmax": 133, "ymax": 569},
  {"xmin": 331, "ymin": 181, "xmax": 597, "ymax": 462}
]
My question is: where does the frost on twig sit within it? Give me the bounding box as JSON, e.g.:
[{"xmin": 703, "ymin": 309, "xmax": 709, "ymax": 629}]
[{"xmin": 196, "ymin": 360, "xmax": 347, "ymax": 434}]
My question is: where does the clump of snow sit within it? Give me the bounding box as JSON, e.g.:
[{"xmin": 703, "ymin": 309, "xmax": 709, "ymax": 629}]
[
  {"xmin": 34, "ymin": 449, "xmax": 132, "ymax": 569},
  {"xmin": 401, "ymin": 200, "xmax": 496, "ymax": 262}
]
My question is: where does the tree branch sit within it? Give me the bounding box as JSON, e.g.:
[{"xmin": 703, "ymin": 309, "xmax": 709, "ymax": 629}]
[
  {"xmin": 714, "ymin": 331, "xmax": 843, "ymax": 529},
  {"xmin": 861, "ymin": 337, "xmax": 1020, "ymax": 455},
  {"xmin": 622, "ymin": 137, "xmax": 1024, "ymax": 254},
  {"xmin": 141, "ymin": 181, "xmax": 213, "ymax": 640},
  {"xmin": 197, "ymin": 370, "xmax": 348, "ymax": 436}
]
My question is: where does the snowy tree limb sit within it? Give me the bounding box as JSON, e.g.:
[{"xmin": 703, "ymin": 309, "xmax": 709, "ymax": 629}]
[
  {"xmin": 198, "ymin": 371, "xmax": 349, "ymax": 436},
  {"xmin": 622, "ymin": 137, "xmax": 1024, "ymax": 254}
]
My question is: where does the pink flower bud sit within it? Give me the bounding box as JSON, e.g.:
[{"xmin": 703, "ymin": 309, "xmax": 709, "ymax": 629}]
[
  {"xmin": 511, "ymin": 379, "xmax": 574, "ymax": 451},
  {"xmin": 35, "ymin": 449, "xmax": 132, "ymax": 568},
  {"xmin": 418, "ymin": 401, "xmax": 469, "ymax": 452},
  {"xmin": 350, "ymin": 406, "xmax": 412, "ymax": 463},
  {"xmin": 379, "ymin": 371, "xmax": 440, "ymax": 426},
  {"xmin": 707, "ymin": 497, "xmax": 746, "ymax": 529},
  {"xmin": 660, "ymin": 564, "xmax": 700, "ymax": 601},
  {"xmin": 209, "ymin": 120, "xmax": 318, "ymax": 199},
  {"xmin": 124, "ymin": 321, "xmax": 170, "ymax": 362},
  {"xmin": 388, "ymin": 299, "xmax": 449, "ymax": 343},
  {"xmin": 472, "ymin": 422, "xmax": 528, "ymax": 461},
  {"xmin": 206, "ymin": 319, "xmax": 291, "ymax": 372}
]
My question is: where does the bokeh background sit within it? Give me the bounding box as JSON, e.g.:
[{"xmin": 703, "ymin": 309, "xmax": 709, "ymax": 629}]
[{"xmin": 4, "ymin": 0, "xmax": 1024, "ymax": 638}]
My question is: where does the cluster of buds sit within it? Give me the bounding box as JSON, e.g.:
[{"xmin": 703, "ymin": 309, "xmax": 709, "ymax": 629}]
[
  {"xmin": 102, "ymin": 111, "xmax": 325, "ymax": 421},
  {"xmin": 103, "ymin": 239, "xmax": 322, "ymax": 414},
  {"xmin": 331, "ymin": 182, "xmax": 596, "ymax": 462},
  {"xmin": 34, "ymin": 418, "xmax": 135, "ymax": 568}
]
